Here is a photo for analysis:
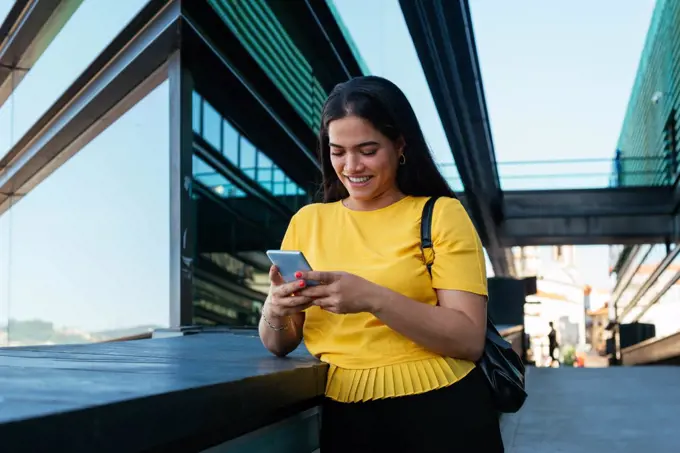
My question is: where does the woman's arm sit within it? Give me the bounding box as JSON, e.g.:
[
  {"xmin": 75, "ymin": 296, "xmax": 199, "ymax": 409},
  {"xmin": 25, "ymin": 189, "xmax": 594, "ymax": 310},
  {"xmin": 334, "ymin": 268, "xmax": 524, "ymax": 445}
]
[
  {"xmin": 258, "ymin": 266, "xmax": 312, "ymax": 357},
  {"xmin": 297, "ymin": 271, "xmax": 487, "ymax": 362},
  {"xmin": 258, "ymin": 306, "xmax": 305, "ymax": 357},
  {"xmin": 365, "ymin": 196, "xmax": 487, "ymax": 361},
  {"xmin": 367, "ymin": 285, "xmax": 487, "ymax": 362}
]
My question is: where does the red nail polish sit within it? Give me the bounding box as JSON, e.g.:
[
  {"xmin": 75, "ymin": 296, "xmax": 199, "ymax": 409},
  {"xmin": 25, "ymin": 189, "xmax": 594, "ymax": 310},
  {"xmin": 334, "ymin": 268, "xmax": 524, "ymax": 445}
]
[
  {"xmin": 295, "ymin": 271, "xmax": 302, "ymax": 279},
  {"xmin": 298, "ymin": 280, "xmax": 305, "ymax": 288}
]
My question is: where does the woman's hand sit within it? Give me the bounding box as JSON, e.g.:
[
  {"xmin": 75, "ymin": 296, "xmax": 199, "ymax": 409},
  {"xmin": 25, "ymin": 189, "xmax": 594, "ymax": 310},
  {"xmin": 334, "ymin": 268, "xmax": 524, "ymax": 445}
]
[
  {"xmin": 296, "ymin": 270, "xmax": 486, "ymax": 361},
  {"xmin": 266, "ymin": 265, "xmax": 315, "ymax": 318},
  {"xmin": 296, "ymin": 271, "xmax": 381, "ymax": 314},
  {"xmin": 259, "ymin": 266, "xmax": 309, "ymax": 357}
]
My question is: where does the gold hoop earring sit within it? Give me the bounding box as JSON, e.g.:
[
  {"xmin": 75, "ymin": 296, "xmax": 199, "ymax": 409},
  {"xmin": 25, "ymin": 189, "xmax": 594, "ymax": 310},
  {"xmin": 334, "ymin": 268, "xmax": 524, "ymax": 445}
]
[{"xmin": 399, "ymin": 154, "xmax": 406, "ymax": 165}]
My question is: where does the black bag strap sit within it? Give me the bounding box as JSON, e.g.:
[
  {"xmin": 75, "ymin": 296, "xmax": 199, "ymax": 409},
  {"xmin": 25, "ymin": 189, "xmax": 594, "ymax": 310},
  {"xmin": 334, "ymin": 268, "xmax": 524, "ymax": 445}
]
[
  {"xmin": 420, "ymin": 196, "xmax": 440, "ymax": 275},
  {"xmin": 419, "ymin": 198, "xmax": 526, "ymax": 413},
  {"xmin": 419, "ymin": 196, "xmax": 503, "ymax": 340}
]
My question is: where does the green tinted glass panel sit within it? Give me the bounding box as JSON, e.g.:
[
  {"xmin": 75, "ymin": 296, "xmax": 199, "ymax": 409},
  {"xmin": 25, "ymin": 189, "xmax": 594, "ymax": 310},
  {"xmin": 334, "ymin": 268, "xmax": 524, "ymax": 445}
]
[
  {"xmin": 223, "ymin": 120, "xmax": 239, "ymax": 165},
  {"xmin": 615, "ymin": 0, "xmax": 680, "ymax": 186},
  {"xmin": 192, "ymin": 155, "xmax": 247, "ymax": 199},
  {"xmin": 208, "ymin": 0, "xmax": 326, "ymax": 130},
  {"xmin": 192, "ymin": 91, "xmax": 202, "ymax": 134},
  {"xmin": 203, "ymin": 101, "xmax": 222, "ymax": 151},
  {"xmin": 193, "ymin": 90, "xmax": 306, "ymax": 198}
]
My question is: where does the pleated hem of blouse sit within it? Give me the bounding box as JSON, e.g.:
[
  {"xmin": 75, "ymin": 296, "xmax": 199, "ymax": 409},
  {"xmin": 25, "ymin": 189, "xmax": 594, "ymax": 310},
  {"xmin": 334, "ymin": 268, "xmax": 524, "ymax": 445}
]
[{"xmin": 324, "ymin": 356, "xmax": 474, "ymax": 403}]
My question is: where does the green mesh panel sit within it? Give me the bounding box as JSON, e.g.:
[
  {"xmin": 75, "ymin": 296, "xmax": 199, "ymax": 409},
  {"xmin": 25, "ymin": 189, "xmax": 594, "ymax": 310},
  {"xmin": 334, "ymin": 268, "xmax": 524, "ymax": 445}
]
[{"xmin": 208, "ymin": 0, "xmax": 327, "ymax": 130}]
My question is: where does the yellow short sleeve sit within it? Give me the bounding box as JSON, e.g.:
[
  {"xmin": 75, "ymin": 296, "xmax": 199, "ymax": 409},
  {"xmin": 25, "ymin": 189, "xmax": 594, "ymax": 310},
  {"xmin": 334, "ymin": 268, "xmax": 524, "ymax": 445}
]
[{"xmin": 430, "ymin": 198, "xmax": 488, "ymax": 296}]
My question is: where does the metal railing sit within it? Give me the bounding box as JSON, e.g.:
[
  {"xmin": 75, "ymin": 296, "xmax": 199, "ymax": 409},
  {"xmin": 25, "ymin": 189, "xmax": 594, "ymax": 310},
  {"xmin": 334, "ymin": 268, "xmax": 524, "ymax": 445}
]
[
  {"xmin": 198, "ymin": 154, "xmax": 677, "ymax": 195},
  {"xmin": 621, "ymin": 329, "xmax": 680, "ymax": 365},
  {"xmin": 439, "ymin": 156, "xmax": 677, "ymax": 191}
]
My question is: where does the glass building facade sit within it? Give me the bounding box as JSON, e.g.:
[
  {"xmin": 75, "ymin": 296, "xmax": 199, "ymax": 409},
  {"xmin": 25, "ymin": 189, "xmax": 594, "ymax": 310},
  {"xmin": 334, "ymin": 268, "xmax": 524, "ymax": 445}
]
[
  {"xmin": 0, "ymin": 0, "xmax": 366, "ymax": 346},
  {"xmin": 613, "ymin": 0, "xmax": 680, "ymax": 187},
  {"xmin": 0, "ymin": 0, "xmax": 497, "ymax": 348},
  {"xmin": 608, "ymin": 1, "xmax": 680, "ymax": 348},
  {"xmin": 610, "ymin": 243, "xmax": 680, "ymax": 344}
]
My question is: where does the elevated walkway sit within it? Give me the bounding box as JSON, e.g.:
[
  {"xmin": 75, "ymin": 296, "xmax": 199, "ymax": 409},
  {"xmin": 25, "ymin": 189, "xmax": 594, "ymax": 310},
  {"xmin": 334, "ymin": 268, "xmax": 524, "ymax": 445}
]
[
  {"xmin": 501, "ymin": 367, "xmax": 680, "ymax": 452},
  {"xmin": 498, "ymin": 186, "xmax": 675, "ymax": 246},
  {"xmin": 456, "ymin": 185, "xmax": 676, "ymax": 246},
  {"xmin": 450, "ymin": 156, "xmax": 680, "ymax": 247},
  {"xmin": 398, "ymin": 0, "xmax": 678, "ymax": 265}
]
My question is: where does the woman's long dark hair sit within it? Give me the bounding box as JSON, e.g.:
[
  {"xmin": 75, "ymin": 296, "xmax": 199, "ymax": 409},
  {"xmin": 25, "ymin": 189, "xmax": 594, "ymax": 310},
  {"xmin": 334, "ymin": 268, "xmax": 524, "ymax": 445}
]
[{"xmin": 317, "ymin": 75, "xmax": 457, "ymax": 203}]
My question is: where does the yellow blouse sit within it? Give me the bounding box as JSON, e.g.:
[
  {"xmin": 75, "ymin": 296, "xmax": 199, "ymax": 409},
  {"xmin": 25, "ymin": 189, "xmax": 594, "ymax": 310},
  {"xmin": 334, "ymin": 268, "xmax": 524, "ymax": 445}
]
[{"xmin": 281, "ymin": 196, "xmax": 488, "ymax": 403}]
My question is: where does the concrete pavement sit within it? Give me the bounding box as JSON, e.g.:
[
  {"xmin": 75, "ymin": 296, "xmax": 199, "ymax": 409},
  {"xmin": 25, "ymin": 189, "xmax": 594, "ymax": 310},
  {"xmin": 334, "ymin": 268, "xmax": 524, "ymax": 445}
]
[{"xmin": 501, "ymin": 366, "xmax": 680, "ymax": 452}]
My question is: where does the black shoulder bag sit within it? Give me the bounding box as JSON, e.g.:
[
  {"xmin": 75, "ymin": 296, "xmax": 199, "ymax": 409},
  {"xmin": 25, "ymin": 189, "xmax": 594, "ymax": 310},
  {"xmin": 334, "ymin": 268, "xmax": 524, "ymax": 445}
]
[{"xmin": 420, "ymin": 196, "xmax": 527, "ymax": 413}]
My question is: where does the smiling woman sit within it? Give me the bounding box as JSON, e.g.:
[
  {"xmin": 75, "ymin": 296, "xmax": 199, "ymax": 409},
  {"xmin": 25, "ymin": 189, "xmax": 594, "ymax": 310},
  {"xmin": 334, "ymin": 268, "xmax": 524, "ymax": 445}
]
[
  {"xmin": 328, "ymin": 115, "xmax": 403, "ymax": 210},
  {"xmin": 259, "ymin": 76, "xmax": 504, "ymax": 453},
  {"xmin": 317, "ymin": 76, "xmax": 455, "ymax": 209}
]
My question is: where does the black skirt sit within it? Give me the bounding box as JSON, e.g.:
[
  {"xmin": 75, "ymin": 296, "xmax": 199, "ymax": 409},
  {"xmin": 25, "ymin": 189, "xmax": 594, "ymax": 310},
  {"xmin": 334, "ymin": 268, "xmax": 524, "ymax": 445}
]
[{"xmin": 320, "ymin": 366, "xmax": 504, "ymax": 453}]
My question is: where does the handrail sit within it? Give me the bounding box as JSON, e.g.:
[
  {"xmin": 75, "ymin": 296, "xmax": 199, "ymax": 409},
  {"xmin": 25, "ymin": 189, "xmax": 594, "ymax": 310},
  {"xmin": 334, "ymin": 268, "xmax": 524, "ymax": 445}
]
[
  {"xmin": 98, "ymin": 332, "xmax": 153, "ymax": 343},
  {"xmin": 498, "ymin": 325, "xmax": 524, "ymax": 338},
  {"xmin": 621, "ymin": 330, "xmax": 680, "ymax": 365},
  {"xmin": 611, "ymin": 245, "xmax": 647, "ymax": 300},
  {"xmin": 439, "ymin": 156, "xmax": 676, "ymax": 190},
  {"xmin": 618, "ymin": 246, "xmax": 680, "ymax": 321},
  {"xmin": 633, "ymin": 267, "xmax": 680, "ymax": 322}
]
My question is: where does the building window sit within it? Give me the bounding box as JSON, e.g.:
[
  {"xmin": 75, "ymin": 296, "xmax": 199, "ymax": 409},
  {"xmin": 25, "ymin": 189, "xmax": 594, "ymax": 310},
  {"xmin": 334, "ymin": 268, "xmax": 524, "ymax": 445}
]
[
  {"xmin": 223, "ymin": 120, "xmax": 239, "ymax": 165},
  {"xmin": 192, "ymin": 92, "xmax": 307, "ymax": 199},
  {"xmin": 193, "ymin": 155, "xmax": 246, "ymax": 198},
  {"xmin": 0, "ymin": 80, "xmax": 171, "ymax": 346},
  {"xmin": 202, "ymin": 100, "xmax": 222, "ymax": 151},
  {"xmin": 240, "ymin": 136, "xmax": 257, "ymax": 179},
  {"xmin": 207, "ymin": 0, "xmax": 326, "ymax": 129},
  {"xmin": 190, "ymin": 90, "xmax": 310, "ymax": 327}
]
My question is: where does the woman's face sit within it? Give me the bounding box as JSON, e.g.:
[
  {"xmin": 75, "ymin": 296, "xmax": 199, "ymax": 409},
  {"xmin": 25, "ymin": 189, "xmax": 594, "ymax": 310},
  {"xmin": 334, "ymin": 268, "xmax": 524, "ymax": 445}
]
[{"xmin": 328, "ymin": 115, "xmax": 403, "ymax": 204}]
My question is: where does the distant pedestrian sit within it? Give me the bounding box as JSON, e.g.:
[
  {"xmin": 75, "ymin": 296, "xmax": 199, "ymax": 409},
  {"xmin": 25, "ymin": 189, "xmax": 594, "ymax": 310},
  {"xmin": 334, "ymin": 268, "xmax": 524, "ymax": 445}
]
[{"xmin": 548, "ymin": 322, "xmax": 559, "ymax": 366}]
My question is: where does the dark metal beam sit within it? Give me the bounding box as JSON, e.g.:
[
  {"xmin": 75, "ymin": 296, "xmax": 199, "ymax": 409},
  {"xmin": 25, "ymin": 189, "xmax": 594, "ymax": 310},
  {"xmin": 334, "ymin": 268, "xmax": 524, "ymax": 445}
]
[
  {"xmin": 0, "ymin": 0, "xmax": 179, "ymax": 212},
  {"xmin": 0, "ymin": 0, "xmax": 28, "ymax": 40},
  {"xmin": 169, "ymin": 49, "xmax": 194, "ymax": 328},
  {"xmin": 180, "ymin": 3, "xmax": 322, "ymax": 192},
  {"xmin": 503, "ymin": 186, "xmax": 675, "ymax": 218},
  {"xmin": 500, "ymin": 214, "xmax": 673, "ymax": 246},
  {"xmin": 460, "ymin": 187, "xmax": 680, "ymax": 246},
  {"xmin": 399, "ymin": 0, "xmax": 511, "ymax": 276},
  {"xmin": 265, "ymin": 0, "xmax": 366, "ymax": 91},
  {"xmin": 0, "ymin": 0, "xmax": 83, "ymax": 109}
]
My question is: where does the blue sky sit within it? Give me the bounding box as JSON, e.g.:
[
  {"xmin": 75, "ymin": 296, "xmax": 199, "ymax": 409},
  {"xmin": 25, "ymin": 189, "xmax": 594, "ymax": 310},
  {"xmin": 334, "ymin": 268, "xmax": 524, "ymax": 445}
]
[
  {"xmin": 469, "ymin": 0, "xmax": 656, "ymax": 286},
  {"xmin": 330, "ymin": 0, "xmax": 656, "ymax": 187},
  {"xmin": 471, "ymin": 0, "xmax": 657, "ymax": 188},
  {"xmin": 1, "ymin": 80, "xmax": 171, "ymax": 334},
  {"xmin": 330, "ymin": 0, "xmax": 656, "ymax": 287},
  {"xmin": 0, "ymin": 0, "xmax": 168, "ymax": 337}
]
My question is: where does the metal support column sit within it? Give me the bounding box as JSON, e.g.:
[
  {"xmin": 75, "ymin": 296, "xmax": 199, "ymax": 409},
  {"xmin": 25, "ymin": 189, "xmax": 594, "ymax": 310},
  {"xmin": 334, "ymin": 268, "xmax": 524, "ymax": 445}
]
[{"xmin": 169, "ymin": 49, "xmax": 196, "ymax": 327}]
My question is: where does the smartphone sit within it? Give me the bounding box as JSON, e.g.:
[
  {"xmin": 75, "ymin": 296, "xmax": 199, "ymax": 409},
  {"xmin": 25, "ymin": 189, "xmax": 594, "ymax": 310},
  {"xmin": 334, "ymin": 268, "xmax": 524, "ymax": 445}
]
[{"xmin": 266, "ymin": 250, "xmax": 321, "ymax": 286}]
